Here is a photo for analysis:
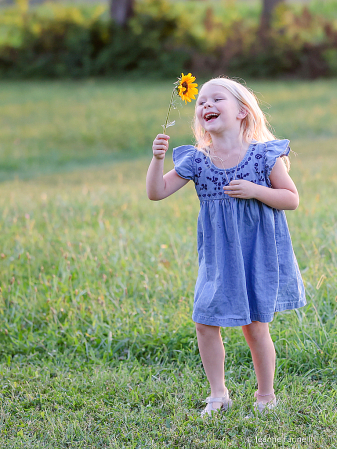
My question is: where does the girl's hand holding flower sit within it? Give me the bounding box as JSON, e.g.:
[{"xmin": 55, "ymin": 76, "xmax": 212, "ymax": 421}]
[
  {"xmin": 146, "ymin": 74, "xmax": 197, "ymax": 201},
  {"xmin": 152, "ymin": 134, "xmax": 170, "ymax": 160},
  {"xmin": 151, "ymin": 73, "xmax": 197, "ymax": 160}
]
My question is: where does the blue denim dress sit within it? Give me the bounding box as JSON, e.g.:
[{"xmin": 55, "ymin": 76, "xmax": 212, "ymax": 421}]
[{"xmin": 173, "ymin": 140, "xmax": 306, "ymax": 327}]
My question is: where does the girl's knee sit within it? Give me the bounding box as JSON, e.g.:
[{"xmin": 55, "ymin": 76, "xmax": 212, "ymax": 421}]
[
  {"xmin": 242, "ymin": 321, "xmax": 270, "ymax": 340},
  {"xmin": 195, "ymin": 322, "xmax": 220, "ymax": 335}
]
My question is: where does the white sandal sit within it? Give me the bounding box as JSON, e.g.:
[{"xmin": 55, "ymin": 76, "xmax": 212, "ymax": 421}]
[
  {"xmin": 253, "ymin": 390, "xmax": 277, "ymax": 413},
  {"xmin": 245, "ymin": 390, "xmax": 277, "ymax": 418},
  {"xmin": 245, "ymin": 390, "xmax": 277, "ymax": 419},
  {"xmin": 201, "ymin": 387, "xmax": 233, "ymax": 418}
]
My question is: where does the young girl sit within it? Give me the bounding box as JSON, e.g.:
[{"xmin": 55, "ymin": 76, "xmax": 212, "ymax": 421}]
[{"xmin": 146, "ymin": 77, "xmax": 306, "ymax": 417}]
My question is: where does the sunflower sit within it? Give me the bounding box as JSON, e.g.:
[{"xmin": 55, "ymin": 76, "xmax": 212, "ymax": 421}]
[
  {"xmin": 177, "ymin": 73, "xmax": 198, "ymax": 104},
  {"xmin": 162, "ymin": 72, "xmax": 198, "ymax": 133}
]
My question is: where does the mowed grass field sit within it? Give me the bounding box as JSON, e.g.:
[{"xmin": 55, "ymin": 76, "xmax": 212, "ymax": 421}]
[{"xmin": 0, "ymin": 79, "xmax": 336, "ymax": 447}]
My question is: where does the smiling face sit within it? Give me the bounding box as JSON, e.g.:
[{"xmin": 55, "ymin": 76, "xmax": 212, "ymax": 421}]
[{"xmin": 196, "ymin": 83, "xmax": 244, "ymax": 136}]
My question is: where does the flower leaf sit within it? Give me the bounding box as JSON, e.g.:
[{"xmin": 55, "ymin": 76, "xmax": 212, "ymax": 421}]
[{"xmin": 162, "ymin": 121, "xmax": 175, "ymax": 131}]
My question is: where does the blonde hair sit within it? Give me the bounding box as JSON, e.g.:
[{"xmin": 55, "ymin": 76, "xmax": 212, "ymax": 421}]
[{"xmin": 193, "ymin": 77, "xmax": 290, "ymax": 171}]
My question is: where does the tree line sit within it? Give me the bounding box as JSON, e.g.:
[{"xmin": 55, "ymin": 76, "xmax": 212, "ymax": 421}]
[{"xmin": 111, "ymin": 0, "xmax": 285, "ymax": 30}]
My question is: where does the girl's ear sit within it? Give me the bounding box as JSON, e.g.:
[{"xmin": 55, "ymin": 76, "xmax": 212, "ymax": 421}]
[{"xmin": 237, "ymin": 108, "xmax": 248, "ymax": 119}]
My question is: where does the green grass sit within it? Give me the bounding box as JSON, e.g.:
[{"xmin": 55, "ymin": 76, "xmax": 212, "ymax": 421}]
[
  {"xmin": 0, "ymin": 79, "xmax": 336, "ymax": 447},
  {"xmin": 0, "ymin": 79, "xmax": 336, "ymax": 180}
]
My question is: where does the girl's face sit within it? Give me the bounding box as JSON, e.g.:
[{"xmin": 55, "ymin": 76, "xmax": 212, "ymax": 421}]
[{"xmin": 196, "ymin": 83, "xmax": 243, "ymax": 135}]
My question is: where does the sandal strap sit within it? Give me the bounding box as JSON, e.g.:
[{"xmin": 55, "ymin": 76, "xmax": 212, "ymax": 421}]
[
  {"xmin": 255, "ymin": 390, "xmax": 275, "ymax": 397},
  {"xmin": 205, "ymin": 396, "xmax": 228, "ymax": 404}
]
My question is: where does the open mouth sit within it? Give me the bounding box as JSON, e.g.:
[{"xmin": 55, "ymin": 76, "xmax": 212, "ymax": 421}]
[{"xmin": 204, "ymin": 113, "xmax": 219, "ymax": 122}]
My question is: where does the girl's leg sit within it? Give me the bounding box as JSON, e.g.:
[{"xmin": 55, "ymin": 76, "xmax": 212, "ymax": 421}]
[
  {"xmin": 195, "ymin": 323, "xmax": 227, "ymax": 410},
  {"xmin": 241, "ymin": 321, "xmax": 276, "ymax": 403}
]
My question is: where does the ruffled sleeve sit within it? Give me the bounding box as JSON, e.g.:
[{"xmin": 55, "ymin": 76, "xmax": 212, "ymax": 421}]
[
  {"xmin": 264, "ymin": 139, "xmax": 290, "ymax": 187},
  {"xmin": 172, "ymin": 145, "xmax": 196, "ymax": 180}
]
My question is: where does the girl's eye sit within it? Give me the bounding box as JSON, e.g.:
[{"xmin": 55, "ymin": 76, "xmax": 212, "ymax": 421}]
[{"xmin": 215, "ymin": 98, "xmax": 223, "ymax": 102}]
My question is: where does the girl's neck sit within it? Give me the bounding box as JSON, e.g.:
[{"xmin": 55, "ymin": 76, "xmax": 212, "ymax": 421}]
[{"xmin": 209, "ymin": 133, "xmax": 249, "ymax": 157}]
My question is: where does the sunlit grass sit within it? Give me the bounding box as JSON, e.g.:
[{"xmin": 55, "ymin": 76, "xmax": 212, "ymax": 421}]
[{"xmin": 0, "ymin": 79, "xmax": 337, "ymax": 180}]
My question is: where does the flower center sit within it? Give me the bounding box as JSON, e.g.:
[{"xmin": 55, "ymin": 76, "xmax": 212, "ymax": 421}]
[{"xmin": 181, "ymin": 81, "xmax": 188, "ymax": 93}]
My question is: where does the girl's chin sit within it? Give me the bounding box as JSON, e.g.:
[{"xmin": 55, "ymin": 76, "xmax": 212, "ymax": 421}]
[
  {"xmin": 205, "ymin": 125, "xmax": 222, "ymax": 133},
  {"xmin": 205, "ymin": 123, "xmax": 220, "ymax": 131}
]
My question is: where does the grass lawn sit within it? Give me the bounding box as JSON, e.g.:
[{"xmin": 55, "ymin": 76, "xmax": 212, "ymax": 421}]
[{"xmin": 0, "ymin": 79, "xmax": 336, "ymax": 447}]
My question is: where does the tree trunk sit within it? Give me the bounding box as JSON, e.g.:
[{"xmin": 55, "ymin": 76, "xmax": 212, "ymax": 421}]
[
  {"xmin": 110, "ymin": 0, "xmax": 135, "ymax": 26},
  {"xmin": 260, "ymin": 0, "xmax": 285, "ymax": 30}
]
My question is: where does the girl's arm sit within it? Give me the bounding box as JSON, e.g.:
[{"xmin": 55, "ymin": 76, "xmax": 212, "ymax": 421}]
[
  {"xmin": 146, "ymin": 134, "xmax": 189, "ymax": 201},
  {"xmin": 223, "ymin": 158, "xmax": 299, "ymax": 210}
]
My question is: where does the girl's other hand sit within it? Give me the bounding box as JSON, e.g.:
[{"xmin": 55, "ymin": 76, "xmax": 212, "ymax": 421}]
[
  {"xmin": 152, "ymin": 134, "xmax": 170, "ymax": 160},
  {"xmin": 223, "ymin": 180, "xmax": 257, "ymax": 199}
]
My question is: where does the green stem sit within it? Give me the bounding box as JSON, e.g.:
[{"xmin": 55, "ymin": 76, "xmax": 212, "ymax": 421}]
[{"xmin": 163, "ymin": 88, "xmax": 176, "ymax": 134}]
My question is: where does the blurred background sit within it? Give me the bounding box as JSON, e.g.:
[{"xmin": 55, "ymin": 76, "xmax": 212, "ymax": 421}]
[
  {"xmin": 0, "ymin": 0, "xmax": 336, "ymax": 180},
  {"xmin": 0, "ymin": 0, "xmax": 336, "ymax": 80}
]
